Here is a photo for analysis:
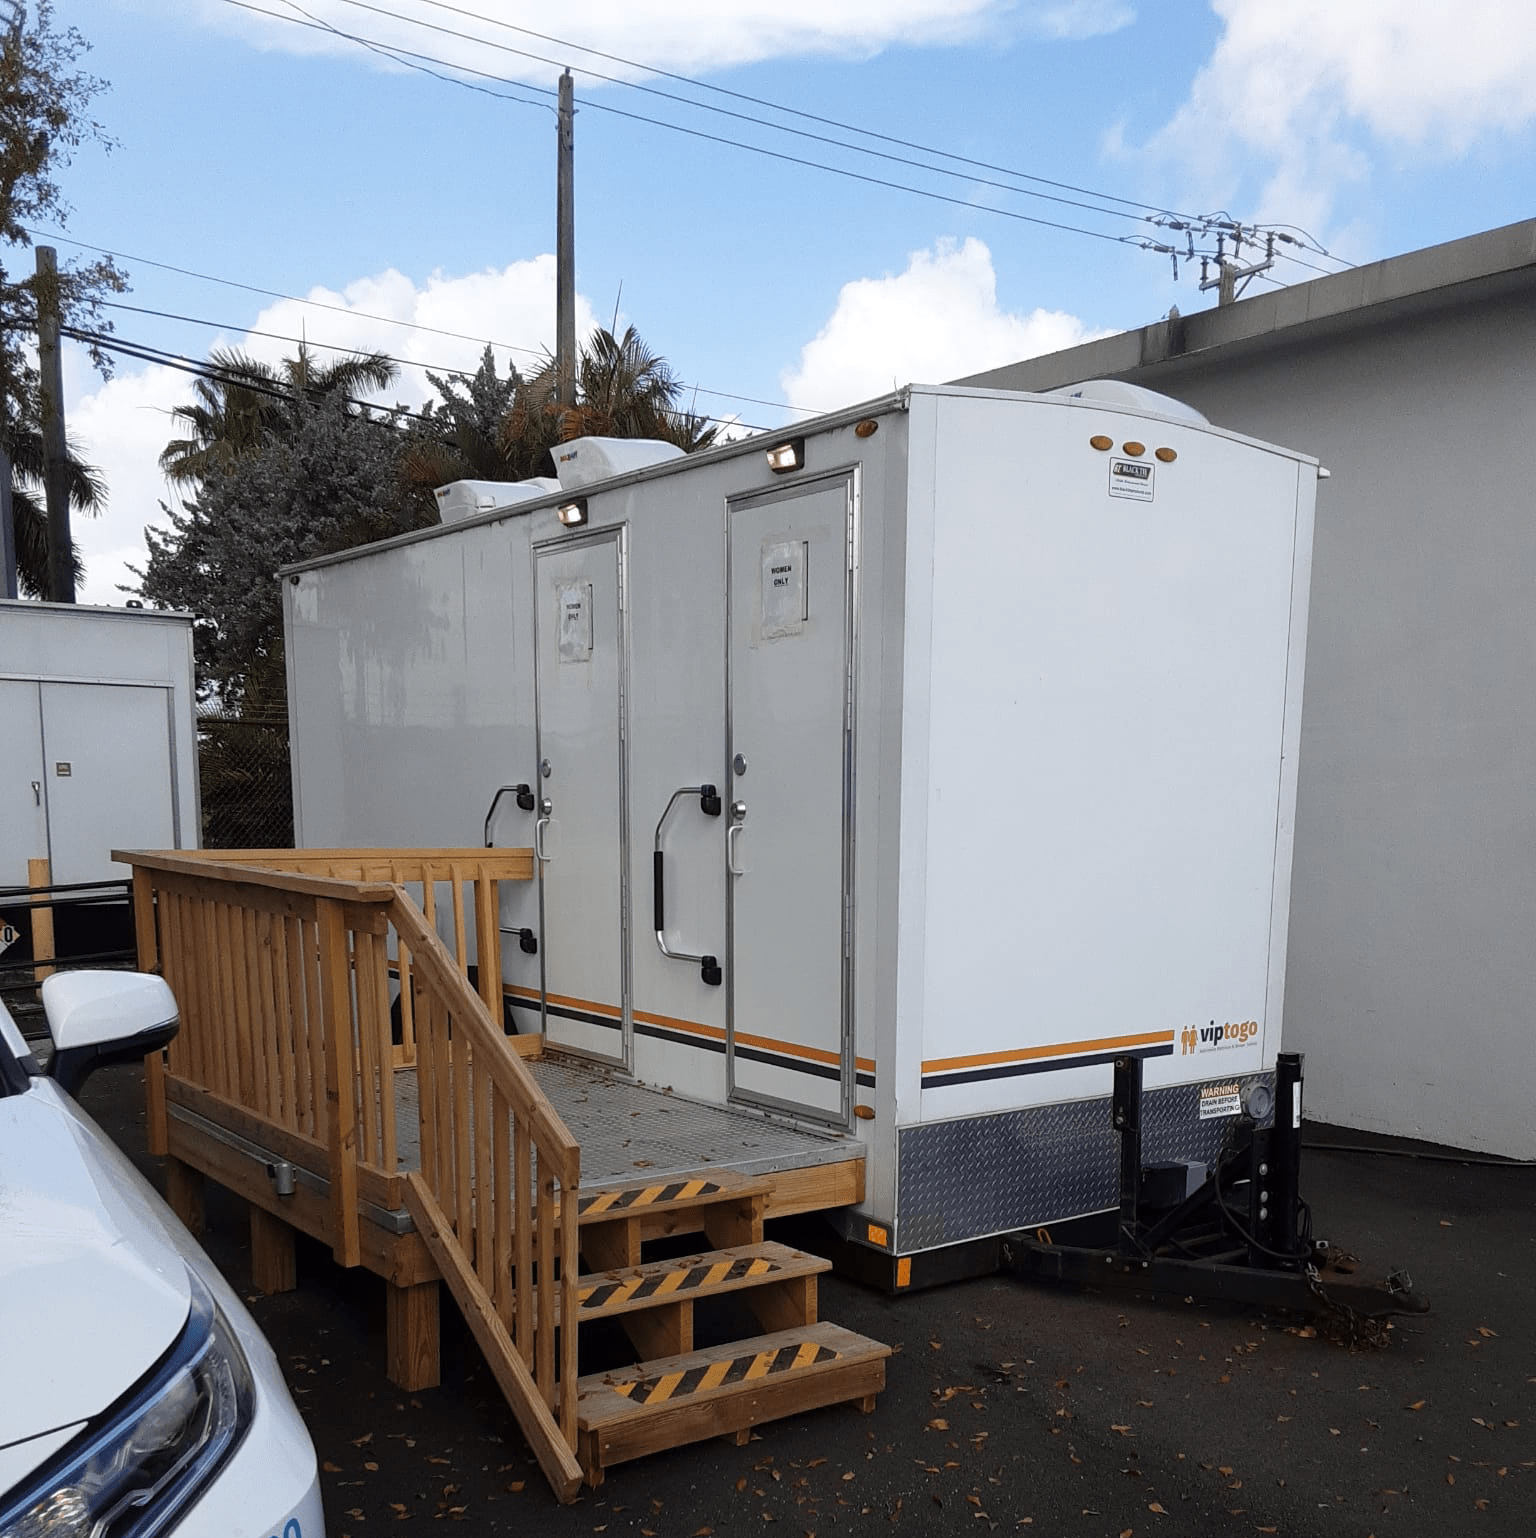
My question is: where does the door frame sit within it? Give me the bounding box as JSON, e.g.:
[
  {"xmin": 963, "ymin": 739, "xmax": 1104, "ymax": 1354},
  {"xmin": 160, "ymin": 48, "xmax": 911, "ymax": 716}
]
[
  {"xmin": 530, "ymin": 523, "xmax": 634, "ymax": 1071},
  {"xmin": 724, "ymin": 468, "xmax": 860, "ymax": 1126}
]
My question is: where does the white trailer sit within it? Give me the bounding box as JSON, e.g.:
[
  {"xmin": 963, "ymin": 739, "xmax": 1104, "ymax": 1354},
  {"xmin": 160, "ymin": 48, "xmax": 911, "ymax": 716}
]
[
  {"xmin": 284, "ymin": 382, "xmax": 1320, "ymax": 1268},
  {"xmin": 2, "ymin": 601, "xmax": 199, "ymax": 887},
  {"xmin": 2, "ymin": 601, "xmax": 199, "ymax": 971}
]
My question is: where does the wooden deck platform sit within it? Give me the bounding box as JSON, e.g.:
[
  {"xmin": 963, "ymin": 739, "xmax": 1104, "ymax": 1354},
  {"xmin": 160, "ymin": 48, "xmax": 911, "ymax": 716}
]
[{"xmin": 121, "ymin": 847, "xmax": 879, "ymax": 1501}]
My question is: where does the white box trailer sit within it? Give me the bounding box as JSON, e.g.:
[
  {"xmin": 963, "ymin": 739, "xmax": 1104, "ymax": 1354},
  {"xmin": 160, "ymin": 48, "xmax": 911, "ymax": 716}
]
[
  {"xmin": 283, "ymin": 381, "xmax": 1320, "ymax": 1264},
  {"xmin": 1, "ymin": 600, "xmax": 199, "ymax": 966}
]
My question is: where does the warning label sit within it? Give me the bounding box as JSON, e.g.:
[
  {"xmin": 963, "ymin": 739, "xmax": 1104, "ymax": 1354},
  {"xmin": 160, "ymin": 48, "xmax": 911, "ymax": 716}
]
[
  {"xmin": 1198, "ymin": 1082, "xmax": 1242, "ymax": 1120},
  {"xmin": 1109, "ymin": 457, "xmax": 1155, "ymax": 501}
]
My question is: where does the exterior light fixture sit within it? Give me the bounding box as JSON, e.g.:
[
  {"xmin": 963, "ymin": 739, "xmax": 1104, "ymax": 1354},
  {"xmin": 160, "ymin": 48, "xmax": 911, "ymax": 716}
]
[
  {"xmin": 556, "ymin": 499, "xmax": 588, "ymax": 527},
  {"xmin": 1121, "ymin": 441, "xmax": 1146, "ymax": 458},
  {"xmin": 1155, "ymin": 446, "xmax": 1178, "ymax": 463},
  {"xmin": 765, "ymin": 437, "xmax": 805, "ymax": 474},
  {"xmin": 854, "ymin": 419, "xmax": 879, "ymax": 439},
  {"xmin": 1088, "ymin": 434, "xmax": 1113, "ymax": 452}
]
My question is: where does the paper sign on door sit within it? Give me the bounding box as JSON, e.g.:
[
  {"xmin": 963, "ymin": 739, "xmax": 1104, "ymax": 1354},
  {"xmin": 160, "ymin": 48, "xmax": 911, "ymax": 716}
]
[{"xmin": 761, "ymin": 539, "xmax": 808, "ymax": 639}]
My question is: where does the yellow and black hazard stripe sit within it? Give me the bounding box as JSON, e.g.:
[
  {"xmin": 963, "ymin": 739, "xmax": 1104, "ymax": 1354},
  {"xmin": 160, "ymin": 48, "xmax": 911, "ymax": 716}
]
[
  {"xmin": 579, "ymin": 1254, "xmax": 777, "ymax": 1312},
  {"xmin": 578, "ymin": 1177, "xmax": 726, "ymax": 1217},
  {"xmin": 610, "ymin": 1339, "xmax": 839, "ymax": 1406}
]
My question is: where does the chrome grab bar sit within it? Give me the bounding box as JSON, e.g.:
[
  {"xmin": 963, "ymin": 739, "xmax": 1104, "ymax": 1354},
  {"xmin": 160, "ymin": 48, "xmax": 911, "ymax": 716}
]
[{"xmin": 653, "ymin": 783, "xmax": 723, "ymax": 986}]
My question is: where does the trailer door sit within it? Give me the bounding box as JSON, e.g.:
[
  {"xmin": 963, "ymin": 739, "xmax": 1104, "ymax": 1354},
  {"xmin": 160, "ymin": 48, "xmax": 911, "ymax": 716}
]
[
  {"xmin": 726, "ymin": 473, "xmax": 855, "ymax": 1125},
  {"xmin": 532, "ymin": 529, "xmax": 630, "ymax": 1068},
  {"xmin": 40, "ymin": 683, "xmax": 178, "ymax": 883},
  {"xmin": 1, "ymin": 681, "xmax": 49, "ymax": 886}
]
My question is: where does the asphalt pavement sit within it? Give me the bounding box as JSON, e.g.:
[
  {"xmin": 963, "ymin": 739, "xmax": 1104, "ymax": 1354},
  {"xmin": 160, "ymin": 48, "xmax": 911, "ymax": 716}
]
[{"xmin": 80, "ymin": 1064, "xmax": 1536, "ymax": 1538}]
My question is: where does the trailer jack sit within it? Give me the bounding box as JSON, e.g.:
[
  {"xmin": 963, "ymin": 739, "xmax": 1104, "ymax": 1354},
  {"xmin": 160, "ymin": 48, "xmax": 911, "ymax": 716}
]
[{"xmin": 999, "ymin": 1053, "xmax": 1429, "ymax": 1345}]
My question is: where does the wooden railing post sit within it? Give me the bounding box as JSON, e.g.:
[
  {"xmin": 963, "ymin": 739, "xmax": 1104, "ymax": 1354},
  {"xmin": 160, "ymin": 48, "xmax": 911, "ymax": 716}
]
[
  {"xmin": 132, "ymin": 873, "xmax": 171, "ymax": 1158},
  {"xmin": 317, "ymin": 896, "xmax": 361, "ymax": 1268},
  {"xmin": 27, "ymin": 858, "xmax": 54, "ymax": 982}
]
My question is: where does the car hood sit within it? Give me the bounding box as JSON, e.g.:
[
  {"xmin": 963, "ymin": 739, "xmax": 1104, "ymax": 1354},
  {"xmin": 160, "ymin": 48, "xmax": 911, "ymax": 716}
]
[{"xmin": 0, "ymin": 1080, "xmax": 190, "ymax": 1458}]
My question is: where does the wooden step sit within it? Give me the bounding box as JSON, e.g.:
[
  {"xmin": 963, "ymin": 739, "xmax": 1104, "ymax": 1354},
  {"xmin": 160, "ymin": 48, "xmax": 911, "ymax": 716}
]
[
  {"xmin": 576, "ymin": 1321, "xmax": 890, "ymax": 1487},
  {"xmin": 575, "ymin": 1169, "xmax": 768, "ymax": 1268},
  {"xmin": 570, "ymin": 1240, "xmax": 827, "ymax": 1359}
]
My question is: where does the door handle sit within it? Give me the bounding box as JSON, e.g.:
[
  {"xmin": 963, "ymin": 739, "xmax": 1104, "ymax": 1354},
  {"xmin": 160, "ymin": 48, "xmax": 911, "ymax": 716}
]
[
  {"xmin": 32, "ymin": 781, "xmax": 41, "ymax": 806},
  {"xmin": 726, "ymin": 802, "xmax": 748, "ymax": 877},
  {"xmin": 534, "ymin": 816, "xmax": 557, "ymax": 862}
]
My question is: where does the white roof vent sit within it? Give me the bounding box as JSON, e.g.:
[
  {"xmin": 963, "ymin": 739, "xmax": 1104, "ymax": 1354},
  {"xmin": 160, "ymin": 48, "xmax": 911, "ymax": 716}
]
[
  {"xmin": 433, "ymin": 478, "xmax": 562, "ymax": 523},
  {"xmin": 553, "ymin": 437, "xmax": 685, "ymax": 492},
  {"xmin": 1042, "ymin": 379, "xmax": 1209, "ymax": 425}
]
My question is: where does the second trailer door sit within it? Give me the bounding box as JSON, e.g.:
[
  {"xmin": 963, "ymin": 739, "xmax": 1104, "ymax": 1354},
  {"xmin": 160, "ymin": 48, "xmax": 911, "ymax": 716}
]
[{"xmin": 726, "ymin": 474, "xmax": 856, "ymax": 1124}]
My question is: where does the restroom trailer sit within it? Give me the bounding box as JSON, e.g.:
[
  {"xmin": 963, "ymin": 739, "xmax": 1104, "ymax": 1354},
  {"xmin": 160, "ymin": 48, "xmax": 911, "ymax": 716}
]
[{"xmin": 284, "ymin": 381, "xmax": 1320, "ymax": 1274}]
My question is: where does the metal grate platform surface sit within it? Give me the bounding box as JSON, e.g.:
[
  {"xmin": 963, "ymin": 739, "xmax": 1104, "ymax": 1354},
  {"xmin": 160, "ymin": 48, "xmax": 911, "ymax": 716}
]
[{"xmin": 393, "ymin": 1055, "xmax": 862, "ymax": 1189}]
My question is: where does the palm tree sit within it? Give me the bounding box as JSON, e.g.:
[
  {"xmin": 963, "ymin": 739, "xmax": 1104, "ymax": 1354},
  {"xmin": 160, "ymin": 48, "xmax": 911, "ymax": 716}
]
[
  {"xmin": 6, "ymin": 425, "xmax": 104, "ymax": 597},
  {"xmin": 160, "ymin": 344, "xmax": 397, "ymax": 486},
  {"xmin": 561, "ymin": 326, "xmax": 717, "ymax": 452},
  {"xmin": 401, "ymin": 325, "xmax": 716, "ymax": 513}
]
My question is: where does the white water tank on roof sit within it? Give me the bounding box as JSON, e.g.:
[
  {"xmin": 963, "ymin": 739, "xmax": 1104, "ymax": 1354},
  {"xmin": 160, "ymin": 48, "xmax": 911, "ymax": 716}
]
[
  {"xmin": 1042, "ymin": 379, "xmax": 1209, "ymax": 425},
  {"xmin": 553, "ymin": 437, "xmax": 685, "ymax": 492},
  {"xmin": 434, "ymin": 478, "xmax": 562, "ymax": 523}
]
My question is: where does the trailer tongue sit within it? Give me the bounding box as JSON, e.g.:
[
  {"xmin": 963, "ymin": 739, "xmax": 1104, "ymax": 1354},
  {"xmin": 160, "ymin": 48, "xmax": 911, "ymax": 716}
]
[{"xmin": 999, "ymin": 1053, "xmax": 1428, "ymax": 1341}]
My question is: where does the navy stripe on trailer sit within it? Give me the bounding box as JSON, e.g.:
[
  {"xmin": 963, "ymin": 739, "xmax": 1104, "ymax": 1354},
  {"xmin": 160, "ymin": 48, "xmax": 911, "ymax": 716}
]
[{"xmin": 545, "ymin": 1002, "xmax": 623, "ymax": 1032}]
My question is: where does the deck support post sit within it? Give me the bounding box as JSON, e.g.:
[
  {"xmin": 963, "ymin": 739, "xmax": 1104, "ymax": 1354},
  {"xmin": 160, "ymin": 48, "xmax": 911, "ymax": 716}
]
[
  {"xmin": 250, "ymin": 1204, "xmax": 298, "ymax": 1294},
  {"xmin": 387, "ymin": 1278, "xmax": 441, "ymax": 1391},
  {"xmin": 165, "ymin": 1157, "xmax": 205, "ymax": 1237}
]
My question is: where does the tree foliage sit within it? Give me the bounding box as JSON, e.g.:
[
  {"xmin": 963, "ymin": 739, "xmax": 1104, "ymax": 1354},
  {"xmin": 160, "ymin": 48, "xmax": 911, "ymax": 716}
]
[
  {"xmin": 400, "ymin": 325, "xmax": 718, "ymax": 503},
  {"xmin": 0, "ymin": 1, "xmax": 125, "ymax": 591},
  {"xmin": 136, "ymin": 385, "xmax": 427, "ymax": 704},
  {"xmin": 7, "ymin": 421, "xmax": 102, "ymax": 594},
  {"xmin": 158, "ymin": 344, "xmax": 397, "ymax": 485}
]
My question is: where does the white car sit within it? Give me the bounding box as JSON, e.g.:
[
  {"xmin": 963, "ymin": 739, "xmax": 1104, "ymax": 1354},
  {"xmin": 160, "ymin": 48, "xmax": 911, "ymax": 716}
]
[{"xmin": 0, "ymin": 971, "xmax": 325, "ymax": 1538}]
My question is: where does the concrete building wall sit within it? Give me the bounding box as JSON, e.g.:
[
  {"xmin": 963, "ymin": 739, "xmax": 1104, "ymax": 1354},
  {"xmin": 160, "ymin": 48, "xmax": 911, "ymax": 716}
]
[{"xmin": 961, "ymin": 224, "xmax": 1536, "ymax": 1156}]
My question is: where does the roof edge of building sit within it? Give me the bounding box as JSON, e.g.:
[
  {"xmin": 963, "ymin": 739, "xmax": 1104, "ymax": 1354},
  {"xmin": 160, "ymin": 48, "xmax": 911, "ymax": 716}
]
[{"xmin": 958, "ymin": 218, "xmax": 1536, "ymax": 393}]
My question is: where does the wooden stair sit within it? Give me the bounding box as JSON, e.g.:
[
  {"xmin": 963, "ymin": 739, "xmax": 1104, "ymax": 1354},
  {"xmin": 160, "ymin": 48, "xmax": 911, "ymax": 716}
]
[{"xmin": 567, "ymin": 1168, "xmax": 890, "ymax": 1487}]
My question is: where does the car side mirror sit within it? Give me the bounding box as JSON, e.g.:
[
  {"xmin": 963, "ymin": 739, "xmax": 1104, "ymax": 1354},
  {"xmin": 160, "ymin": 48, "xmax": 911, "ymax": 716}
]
[{"xmin": 42, "ymin": 970, "xmax": 180, "ymax": 1098}]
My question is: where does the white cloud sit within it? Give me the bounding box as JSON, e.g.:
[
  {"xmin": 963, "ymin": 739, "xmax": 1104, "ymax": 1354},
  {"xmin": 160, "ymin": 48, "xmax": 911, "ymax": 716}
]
[
  {"xmin": 192, "ymin": 0, "xmax": 1130, "ymax": 80},
  {"xmin": 781, "ymin": 237, "xmax": 1105, "ymax": 413},
  {"xmin": 1145, "ymin": 0, "xmax": 1536, "ymax": 234},
  {"xmin": 64, "ymin": 258, "xmax": 599, "ymax": 604}
]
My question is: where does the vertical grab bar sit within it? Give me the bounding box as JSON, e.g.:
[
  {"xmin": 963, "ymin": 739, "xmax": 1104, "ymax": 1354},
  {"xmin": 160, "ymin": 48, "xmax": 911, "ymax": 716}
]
[{"xmin": 653, "ymin": 783, "xmax": 723, "ymax": 986}]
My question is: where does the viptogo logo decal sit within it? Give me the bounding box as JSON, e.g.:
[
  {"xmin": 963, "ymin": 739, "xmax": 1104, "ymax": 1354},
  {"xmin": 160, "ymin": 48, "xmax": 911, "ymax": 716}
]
[{"xmin": 1179, "ymin": 1018, "xmax": 1259, "ymax": 1055}]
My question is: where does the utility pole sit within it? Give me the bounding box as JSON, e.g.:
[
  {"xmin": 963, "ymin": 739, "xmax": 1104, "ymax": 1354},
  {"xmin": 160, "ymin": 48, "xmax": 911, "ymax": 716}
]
[
  {"xmin": 555, "ymin": 69, "xmax": 576, "ymax": 410},
  {"xmin": 37, "ymin": 245, "xmax": 74, "ymax": 603},
  {"xmin": 1199, "ymin": 227, "xmax": 1276, "ymax": 308},
  {"xmin": 0, "ymin": 1, "xmax": 23, "ymax": 600}
]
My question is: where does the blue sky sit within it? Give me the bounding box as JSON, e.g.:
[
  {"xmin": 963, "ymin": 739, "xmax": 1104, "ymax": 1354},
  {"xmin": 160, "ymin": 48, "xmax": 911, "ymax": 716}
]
[{"xmin": 51, "ymin": 0, "xmax": 1536, "ymax": 600}]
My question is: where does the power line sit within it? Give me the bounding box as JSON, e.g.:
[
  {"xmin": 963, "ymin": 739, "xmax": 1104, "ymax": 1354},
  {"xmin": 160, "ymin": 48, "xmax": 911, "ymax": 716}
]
[
  {"xmin": 63, "ymin": 322, "xmax": 774, "ymax": 435},
  {"xmin": 296, "ymin": 0, "xmax": 1183, "ymax": 232},
  {"xmin": 235, "ymin": 2, "xmax": 1158, "ymax": 252},
  {"xmin": 34, "ymin": 230, "xmax": 813, "ymax": 419},
  {"xmin": 233, "ymin": 0, "xmax": 1345, "ymax": 285},
  {"xmin": 392, "ymin": 0, "xmax": 1199, "ymax": 224}
]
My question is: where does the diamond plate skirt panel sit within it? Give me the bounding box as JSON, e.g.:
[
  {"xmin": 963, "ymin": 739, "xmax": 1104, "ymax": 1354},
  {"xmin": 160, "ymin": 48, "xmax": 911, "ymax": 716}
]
[{"xmin": 894, "ymin": 1075, "xmax": 1273, "ymax": 1252}]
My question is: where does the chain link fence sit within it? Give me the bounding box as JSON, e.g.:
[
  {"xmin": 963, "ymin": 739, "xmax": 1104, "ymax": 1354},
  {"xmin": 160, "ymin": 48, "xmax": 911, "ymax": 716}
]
[{"xmin": 198, "ymin": 712, "xmax": 294, "ymax": 849}]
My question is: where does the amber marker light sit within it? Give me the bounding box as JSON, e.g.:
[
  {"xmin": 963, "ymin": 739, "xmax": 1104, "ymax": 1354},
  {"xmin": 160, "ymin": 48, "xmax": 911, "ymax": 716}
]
[
  {"xmin": 1155, "ymin": 446, "xmax": 1178, "ymax": 464},
  {"xmin": 1089, "ymin": 434, "xmax": 1113, "ymax": 451},
  {"xmin": 854, "ymin": 418, "xmax": 879, "ymax": 439},
  {"xmin": 1121, "ymin": 441, "xmax": 1146, "ymax": 457}
]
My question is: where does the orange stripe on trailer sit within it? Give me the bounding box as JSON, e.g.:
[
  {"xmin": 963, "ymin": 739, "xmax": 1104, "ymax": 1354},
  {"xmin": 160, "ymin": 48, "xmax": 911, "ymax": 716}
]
[
  {"xmin": 632, "ymin": 1006, "xmax": 727, "ymax": 1042},
  {"xmin": 733, "ymin": 1030, "xmax": 843, "ymax": 1068},
  {"xmin": 922, "ymin": 1030, "xmax": 1174, "ymax": 1075}
]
